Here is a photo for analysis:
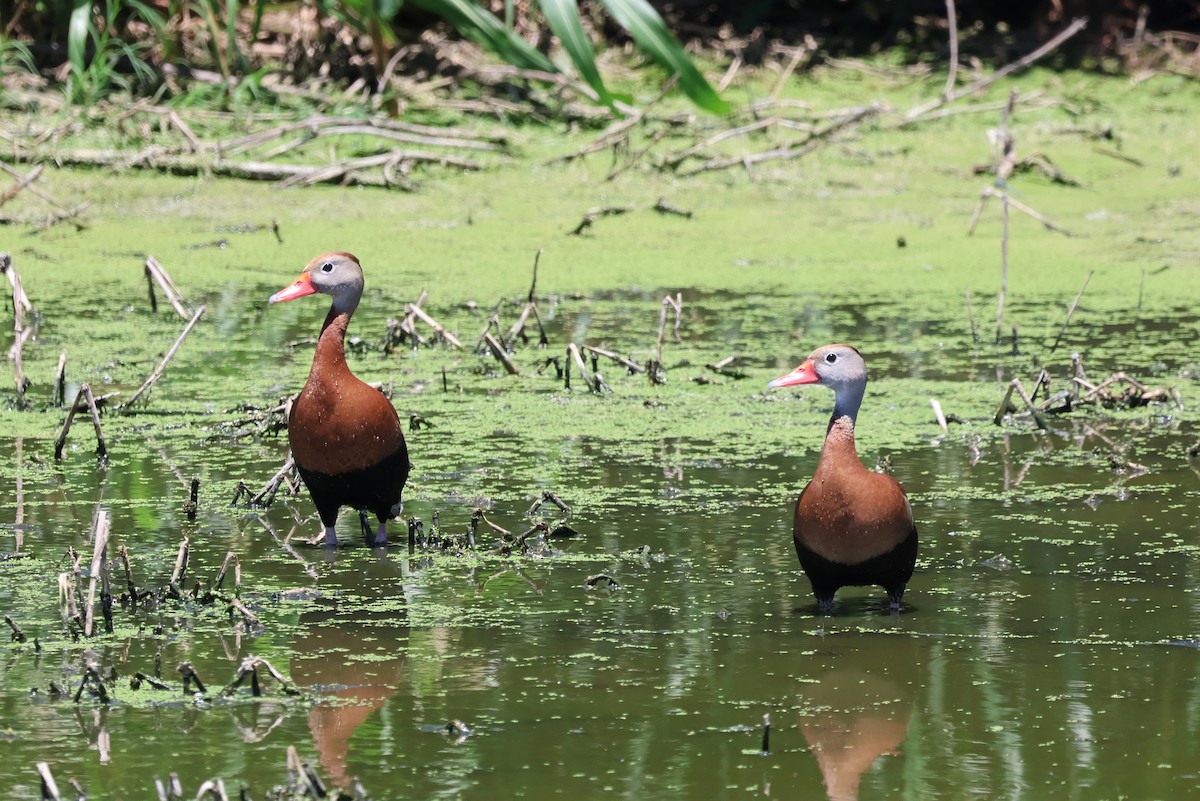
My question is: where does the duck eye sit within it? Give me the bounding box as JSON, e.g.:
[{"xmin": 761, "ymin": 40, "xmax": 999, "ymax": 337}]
[
  {"xmin": 320, "ymin": 262, "xmax": 334, "ymax": 273},
  {"xmin": 825, "ymin": 353, "xmax": 838, "ymax": 364}
]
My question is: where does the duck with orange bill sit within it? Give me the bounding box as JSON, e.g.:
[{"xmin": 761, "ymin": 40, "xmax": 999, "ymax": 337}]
[
  {"xmin": 770, "ymin": 344, "xmax": 917, "ymax": 613},
  {"xmin": 270, "ymin": 252, "xmax": 410, "ymax": 546}
]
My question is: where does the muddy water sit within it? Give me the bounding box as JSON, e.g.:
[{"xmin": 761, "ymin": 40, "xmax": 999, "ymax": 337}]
[{"xmin": 3, "ymin": 69, "xmax": 1200, "ymax": 798}]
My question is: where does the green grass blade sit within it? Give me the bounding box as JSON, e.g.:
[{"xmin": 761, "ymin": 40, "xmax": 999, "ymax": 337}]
[
  {"xmin": 600, "ymin": 0, "xmax": 728, "ymax": 114},
  {"xmin": 67, "ymin": 0, "xmax": 92, "ymax": 76},
  {"xmin": 410, "ymin": 0, "xmax": 556, "ymax": 73},
  {"xmin": 539, "ymin": 0, "xmax": 624, "ymax": 108}
]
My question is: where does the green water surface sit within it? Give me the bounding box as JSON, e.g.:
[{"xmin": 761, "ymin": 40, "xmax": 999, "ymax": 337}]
[{"xmin": 2, "ymin": 67, "xmax": 1200, "ymax": 799}]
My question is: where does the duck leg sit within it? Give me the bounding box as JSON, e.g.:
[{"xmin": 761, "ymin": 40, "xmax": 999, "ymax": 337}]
[
  {"xmin": 816, "ymin": 594, "xmax": 836, "ymax": 616},
  {"xmin": 373, "ymin": 521, "xmax": 388, "ymax": 546}
]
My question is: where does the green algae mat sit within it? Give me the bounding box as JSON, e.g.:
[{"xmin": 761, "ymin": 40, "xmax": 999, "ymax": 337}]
[{"xmin": 2, "ymin": 67, "xmax": 1200, "ymax": 799}]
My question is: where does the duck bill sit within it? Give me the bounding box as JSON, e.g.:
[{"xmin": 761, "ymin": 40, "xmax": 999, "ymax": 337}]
[
  {"xmin": 269, "ymin": 273, "xmax": 315, "ymax": 304},
  {"xmin": 769, "ymin": 359, "xmax": 819, "ymax": 388}
]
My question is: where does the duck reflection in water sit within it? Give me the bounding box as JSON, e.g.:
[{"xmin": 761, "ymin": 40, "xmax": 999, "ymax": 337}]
[
  {"xmin": 798, "ymin": 636, "xmax": 915, "ymax": 801},
  {"xmin": 288, "ymin": 554, "xmax": 410, "ymax": 787}
]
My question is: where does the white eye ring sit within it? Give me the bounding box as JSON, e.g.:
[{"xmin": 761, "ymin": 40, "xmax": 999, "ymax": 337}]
[
  {"xmin": 825, "ymin": 353, "xmax": 837, "ymax": 363},
  {"xmin": 320, "ymin": 262, "xmax": 334, "ymax": 273}
]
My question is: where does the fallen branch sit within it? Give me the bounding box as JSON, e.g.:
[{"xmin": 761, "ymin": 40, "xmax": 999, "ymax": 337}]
[
  {"xmin": 905, "ymin": 17, "xmax": 1089, "ymax": 120},
  {"xmin": 569, "ymin": 206, "xmax": 629, "ymax": 236},
  {"xmin": 677, "ymin": 104, "xmax": 882, "ymax": 177}
]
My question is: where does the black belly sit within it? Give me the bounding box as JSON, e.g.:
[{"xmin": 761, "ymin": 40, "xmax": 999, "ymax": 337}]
[
  {"xmin": 296, "ymin": 444, "xmax": 410, "ymax": 527},
  {"xmin": 795, "ymin": 525, "xmax": 918, "ymax": 599}
]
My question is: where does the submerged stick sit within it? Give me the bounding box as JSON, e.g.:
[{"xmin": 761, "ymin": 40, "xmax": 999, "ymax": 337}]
[{"xmin": 122, "ymin": 305, "xmax": 206, "ymax": 411}]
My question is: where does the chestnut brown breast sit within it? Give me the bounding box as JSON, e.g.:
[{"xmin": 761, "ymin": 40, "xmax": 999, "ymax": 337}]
[
  {"xmin": 288, "ymin": 312, "xmax": 405, "ymax": 476},
  {"xmin": 795, "ymin": 418, "xmax": 914, "ymax": 565}
]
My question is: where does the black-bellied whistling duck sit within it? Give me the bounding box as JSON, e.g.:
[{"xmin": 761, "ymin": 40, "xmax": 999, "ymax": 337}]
[
  {"xmin": 770, "ymin": 344, "xmax": 917, "ymax": 613},
  {"xmin": 269, "ymin": 252, "xmax": 409, "ymax": 546}
]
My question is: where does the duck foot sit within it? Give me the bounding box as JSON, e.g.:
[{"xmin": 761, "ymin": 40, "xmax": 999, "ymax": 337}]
[
  {"xmin": 306, "ymin": 526, "xmax": 339, "ymax": 547},
  {"xmin": 815, "ymin": 595, "xmax": 836, "ymax": 616}
]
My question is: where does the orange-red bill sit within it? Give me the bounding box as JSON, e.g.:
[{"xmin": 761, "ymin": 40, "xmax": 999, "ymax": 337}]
[
  {"xmin": 269, "ymin": 273, "xmax": 315, "ymax": 304},
  {"xmin": 769, "ymin": 359, "xmax": 819, "ymax": 388}
]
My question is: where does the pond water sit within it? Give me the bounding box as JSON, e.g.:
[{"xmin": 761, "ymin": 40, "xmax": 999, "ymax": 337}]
[{"xmin": 2, "ymin": 68, "xmax": 1200, "ymax": 799}]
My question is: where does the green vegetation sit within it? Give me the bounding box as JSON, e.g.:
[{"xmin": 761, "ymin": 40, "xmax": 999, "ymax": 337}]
[{"xmin": 1, "ymin": 54, "xmax": 1199, "ymax": 800}]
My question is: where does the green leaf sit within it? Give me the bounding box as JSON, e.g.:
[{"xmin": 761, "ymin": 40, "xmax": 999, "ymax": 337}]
[
  {"xmin": 67, "ymin": 0, "xmax": 92, "ymax": 75},
  {"xmin": 540, "ymin": 0, "xmax": 630, "ymax": 109},
  {"xmin": 599, "ymin": 0, "xmax": 728, "ymax": 114},
  {"xmin": 410, "ymin": 0, "xmax": 556, "ymax": 73}
]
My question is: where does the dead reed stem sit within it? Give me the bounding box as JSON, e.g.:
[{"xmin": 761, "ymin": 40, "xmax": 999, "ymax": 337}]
[
  {"xmin": 943, "ymin": 0, "xmax": 960, "ymax": 98},
  {"xmin": 37, "ymin": 762, "xmax": 61, "ymax": 801},
  {"xmin": 1049, "ymin": 269, "xmax": 1094, "ymax": 354},
  {"xmin": 250, "ymin": 454, "xmax": 297, "ymax": 507},
  {"xmin": 214, "ymin": 551, "xmax": 241, "ymax": 593},
  {"xmin": 54, "ymin": 384, "xmax": 108, "ymax": 460},
  {"xmin": 53, "ymin": 350, "xmax": 67, "ymax": 407},
  {"xmin": 655, "ymin": 293, "xmax": 683, "ymax": 364},
  {"xmin": 581, "ymin": 344, "xmax": 644, "ymax": 374},
  {"xmin": 169, "ymin": 536, "xmax": 190, "ymax": 596},
  {"xmin": 930, "ymin": 398, "xmax": 949, "ymax": 434},
  {"xmin": 118, "ymin": 544, "xmax": 137, "ymax": 600},
  {"xmin": 83, "ymin": 510, "xmax": 110, "ymax": 638},
  {"xmin": 483, "ymin": 333, "xmax": 519, "ymax": 375},
  {"xmin": 969, "ymin": 185, "xmax": 1074, "ymax": 238},
  {"xmin": 4, "ymin": 254, "xmax": 31, "ymax": 409},
  {"xmin": 406, "ymin": 303, "xmax": 464, "ymax": 349},
  {"xmin": 566, "ymin": 343, "xmax": 597, "ymax": 393},
  {"xmin": 144, "ymin": 256, "xmax": 193, "ymax": 319},
  {"xmin": 996, "ymin": 195, "xmax": 1009, "ymax": 344},
  {"xmin": 122, "ymin": 305, "xmax": 206, "ymax": 411}
]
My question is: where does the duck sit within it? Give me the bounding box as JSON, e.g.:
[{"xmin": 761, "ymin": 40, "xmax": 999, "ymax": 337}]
[
  {"xmin": 269, "ymin": 252, "xmax": 409, "ymax": 546},
  {"xmin": 770, "ymin": 344, "xmax": 917, "ymax": 613}
]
